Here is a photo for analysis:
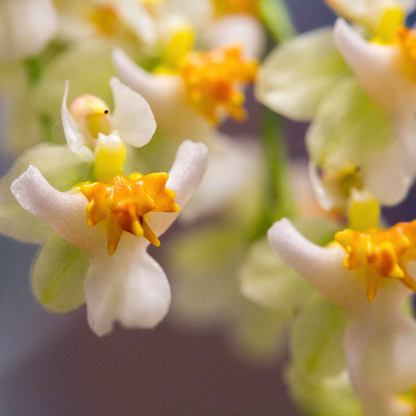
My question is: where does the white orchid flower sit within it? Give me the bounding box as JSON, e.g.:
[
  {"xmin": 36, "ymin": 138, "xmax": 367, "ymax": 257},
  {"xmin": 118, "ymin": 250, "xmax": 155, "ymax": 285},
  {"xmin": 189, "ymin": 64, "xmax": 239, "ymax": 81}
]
[
  {"xmin": 62, "ymin": 77, "xmax": 156, "ymax": 157},
  {"xmin": 0, "ymin": 0, "xmax": 58, "ymax": 62},
  {"xmin": 11, "ymin": 133, "xmax": 208, "ymax": 336},
  {"xmin": 268, "ymin": 218, "xmax": 416, "ymax": 416}
]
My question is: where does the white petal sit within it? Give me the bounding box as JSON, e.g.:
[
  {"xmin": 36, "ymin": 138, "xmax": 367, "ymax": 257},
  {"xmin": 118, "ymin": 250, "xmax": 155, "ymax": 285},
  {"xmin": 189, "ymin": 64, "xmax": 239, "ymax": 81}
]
[
  {"xmin": 364, "ymin": 140, "xmax": 415, "ymax": 206},
  {"xmin": 180, "ymin": 134, "xmax": 256, "ymax": 222},
  {"xmin": 118, "ymin": 0, "xmax": 157, "ymax": 48},
  {"xmin": 0, "ymin": 144, "xmax": 93, "ymax": 243},
  {"xmin": 84, "ymin": 235, "xmax": 170, "ymax": 336},
  {"xmin": 256, "ymin": 28, "xmax": 349, "ymax": 121},
  {"xmin": 61, "ymin": 81, "xmax": 88, "ymax": 154},
  {"xmin": 166, "ymin": 0, "xmax": 213, "ymax": 29},
  {"xmin": 0, "ymin": 0, "xmax": 58, "ymax": 62},
  {"xmin": 268, "ymin": 219, "xmax": 361, "ymax": 310},
  {"xmin": 345, "ymin": 296, "xmax": 416, "ymax": 416},
  {"xmin": 204, "ymin": 14, "xmax": 266, "ymax": 59},
  {"xmin": 11, "ymin": 165, "xmax": 103, "ymax": 253},
  {"xmin": 333, "ymin": 19, "xmax": 416, "ymax": 114},
  {"xmin": 112, "ymin": 48, "xmax": 212, "ymax": 141},
  {"xmin": 147, "ymin": 140, "xmax": 209, "ymax": 236},
  {"xmin": 110, "ymin": 77, "xmax": 156, "ymax": 148}
]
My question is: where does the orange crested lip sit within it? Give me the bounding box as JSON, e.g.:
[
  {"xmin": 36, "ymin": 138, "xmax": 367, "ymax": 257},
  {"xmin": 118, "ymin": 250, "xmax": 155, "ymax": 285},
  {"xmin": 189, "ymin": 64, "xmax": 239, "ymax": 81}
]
[
  {"xmin": 179, "ymin": 45, "xmax": 258, "ymax": 124},
  {"xmin": 335, "ymin": 221, "xmax": 416, "ymax": 302},
  {"xmin": 75, "ymin": 172, "xmax": 180, "ymax": 255}
]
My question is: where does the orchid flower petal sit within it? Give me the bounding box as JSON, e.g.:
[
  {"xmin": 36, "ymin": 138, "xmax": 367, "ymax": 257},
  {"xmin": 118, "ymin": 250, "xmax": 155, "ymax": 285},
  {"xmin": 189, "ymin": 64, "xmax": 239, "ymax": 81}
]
[
  {"xmin": 268, "ymin": 219, "xmax": 360, "ymax": 310},
  {"xmin": 11, "ymin": 165, "xmax": 102, "ymax": 253},
  {"xmin": 110, "ymin": 77, "xmax": 156, "ymax": 148},
  {"xmin": 256, "ymin": 28, "xmax": 350, "ymax": 121},
  {"xmin": 84, "ymin": 235, "xmax": 170, "ymax": 336},
  {"xmin": 333, "ymin": 18, "xmax": 414, "ymax": 113},
  {"xmin": 147, "ymin": 140, "xmax": 209, "ymax": 236},
  {"xmin": 61, "ymin": 81, "xmax": 88, "ymax": 154},
  {"xmin": 0, "ymin": 0, "xmax": 58, "ymax": 62},
  {"xmin": 112, "ymin": 48, "xmax": 212, "ymax": 141},
  {"xmin": 345, "ymin": 294, "xmax": 416, "ymax": 416},
  {"xmin": 118, "ymin": 0, "xmax": 157, "ymax": 48},
  {"xmin": 204, "ymin": 14, "xmax": 266, "ymax": 59}
]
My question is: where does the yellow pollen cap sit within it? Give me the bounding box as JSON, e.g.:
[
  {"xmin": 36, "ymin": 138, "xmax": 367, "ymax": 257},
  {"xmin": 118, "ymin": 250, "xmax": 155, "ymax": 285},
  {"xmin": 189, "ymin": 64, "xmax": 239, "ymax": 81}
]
[
  {"xmin": 179, "ymin": 45, "xmax": 258, "ymax": 124},
  {"xmin": 213, "ymin": 0, "xmax": 257, "ymax": 16},
  {"xmin": 87, "ymin": 5, "xmax": 119, "ymax": 37},
  {"xmin": 70, "ymin": 94, "xmax": 113, "ymax": 140},
  {"xmin": 335, "ymin": 221, "xmax": 416, "ymax": 302},
  {"xmin": 76, "ymin": 172, "xmax": 180, "ymax": 255}
]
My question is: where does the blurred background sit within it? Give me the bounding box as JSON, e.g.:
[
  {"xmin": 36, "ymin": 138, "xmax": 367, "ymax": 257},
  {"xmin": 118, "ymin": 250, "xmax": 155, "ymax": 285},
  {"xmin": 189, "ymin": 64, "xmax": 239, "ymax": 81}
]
[{"xmin": 1, "ymin": 1, "xmax": 411, "ymax": 415}]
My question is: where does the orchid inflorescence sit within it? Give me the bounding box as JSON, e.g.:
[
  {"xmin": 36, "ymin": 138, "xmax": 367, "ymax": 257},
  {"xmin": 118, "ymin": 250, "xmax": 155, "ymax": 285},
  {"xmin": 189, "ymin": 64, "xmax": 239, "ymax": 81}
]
[{"xmin": 3, "ymin": 0, "xmax": 416, "ymax": 415}]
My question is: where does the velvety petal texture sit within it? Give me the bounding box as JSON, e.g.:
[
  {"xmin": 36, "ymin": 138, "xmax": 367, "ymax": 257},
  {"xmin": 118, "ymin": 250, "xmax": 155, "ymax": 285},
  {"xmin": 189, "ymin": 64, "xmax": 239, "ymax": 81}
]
[{"xmin": 0, "ymin": 0, "xmax": 58, "ymax": 62}]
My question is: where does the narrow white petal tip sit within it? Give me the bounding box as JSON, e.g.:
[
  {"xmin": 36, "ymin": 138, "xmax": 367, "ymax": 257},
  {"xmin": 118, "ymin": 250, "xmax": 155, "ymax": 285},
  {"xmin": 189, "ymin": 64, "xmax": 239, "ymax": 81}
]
[
  {"xmin": 11, "ymin": 165, "xmax": 39, "ymax": 211},
  {"xmin": 267, "ymin": 218, "xmax": 292, "ymax": 253}
]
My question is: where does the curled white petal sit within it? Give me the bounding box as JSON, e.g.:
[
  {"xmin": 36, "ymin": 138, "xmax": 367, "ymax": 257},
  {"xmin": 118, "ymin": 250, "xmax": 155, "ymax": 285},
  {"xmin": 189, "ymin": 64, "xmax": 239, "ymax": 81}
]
[
  {"xmin": 85, "ymin": 235, "xmax": 170, "ymax": 336},
  {"xmin": 110, "ymin": 77, "xmax": 156, "ymax": 148},
  {"xmin": 61, "ymin": 81, "xmax": 88, "ymax": 154},
  {"xmin": 11, "ymin": 165, "xmax": 102, "ymax": 253},
  {"xmin": 334, "ymin": 18, "xmax": 414, "ymax": 113},
  {"xmin": 268, "ymin": 219, "xmax": 361, "ymax": 310},
  {"xmin": 112, "ymin": 48, "xmax": 212, "ymax": 141},
  {"xmin": 147, "ymin": 140, "xmax": 209, "ymax": 236},
  {"xmin": 0, "ymin": 0, "xmax": 58, "ymax": 62},
  {"xmin": 204, "ymin": 14, "xmax": 266, "ymax": 59}
]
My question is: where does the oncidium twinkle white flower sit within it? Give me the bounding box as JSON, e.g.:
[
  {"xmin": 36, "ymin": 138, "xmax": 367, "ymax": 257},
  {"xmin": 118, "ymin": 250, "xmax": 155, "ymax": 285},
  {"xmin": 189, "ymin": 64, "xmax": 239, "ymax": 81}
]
[
  {"xmin": 10, "ymin": 78, "xmax": 209, "ymax": 336},
  {"xmin": 268, "ymin": 213, "xmax": 416, "ymax": 416},
  {"xmin": 11, "ymin": 132, "xmax": 208, "ymax": 336},
  {"xmin": 0, "ymin": 0, "xmax": 58, "ymax": 62},
  {"xmin": 62, "ymin": 77, "xmax": 156, "ymax": 158}
]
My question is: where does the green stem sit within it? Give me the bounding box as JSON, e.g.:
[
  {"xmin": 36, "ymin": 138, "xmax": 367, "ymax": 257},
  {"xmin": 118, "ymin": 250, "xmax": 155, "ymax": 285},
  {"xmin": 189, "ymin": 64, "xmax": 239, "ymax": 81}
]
[
  {"xmin": 258, "ymin": 0, "xmax": 296, "ymax": 43},
  {"xmin": 262, "ymin": 107, "xmax": 296, "ymax": 221}
]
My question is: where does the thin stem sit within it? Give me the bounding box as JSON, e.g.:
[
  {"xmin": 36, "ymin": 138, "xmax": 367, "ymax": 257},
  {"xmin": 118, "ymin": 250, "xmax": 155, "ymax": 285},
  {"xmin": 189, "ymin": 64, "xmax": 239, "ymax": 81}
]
[{"xmin": 259, "ymin": 0, "xmax": 296, "ymax": 43}]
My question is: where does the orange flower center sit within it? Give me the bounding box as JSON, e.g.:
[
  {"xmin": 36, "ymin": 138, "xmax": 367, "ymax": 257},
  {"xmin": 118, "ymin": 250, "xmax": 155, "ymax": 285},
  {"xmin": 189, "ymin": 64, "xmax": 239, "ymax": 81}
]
[
  {"xmin": 335, "ymin": 221, "xmax": 416, "ymax": 302},
  {"xmin": 179, "ymin": 45, "xmax": 258, "ymax": 124},
  {"xmin": 75, "ymin": 172, "xmax": 180, "ymax": 255}
]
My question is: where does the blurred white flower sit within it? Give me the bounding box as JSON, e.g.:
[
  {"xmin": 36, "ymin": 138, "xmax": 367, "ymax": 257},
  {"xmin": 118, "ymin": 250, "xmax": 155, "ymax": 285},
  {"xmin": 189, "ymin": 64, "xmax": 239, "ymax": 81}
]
[
  {"xmin": 256, "ymin": 0, "xmax": 416, "ymax": 211},
  {"xmin": 268, "ymin": 218, "xmax": 416, "ymax": 416},
  {"xmin": 0, "ymin": 0, "xmax": 58, "ymax": 62}
]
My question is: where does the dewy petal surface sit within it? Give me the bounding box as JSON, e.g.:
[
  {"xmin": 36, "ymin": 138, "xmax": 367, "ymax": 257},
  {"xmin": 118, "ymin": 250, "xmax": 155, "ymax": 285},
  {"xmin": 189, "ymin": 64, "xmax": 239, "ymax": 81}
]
[
  {"xmin": 0, "ymin": 0, "xmax": 58, "ymax": 62},
  {"xmin": 256, "ymin": 28, "xmax": 350, "ymax": 121},
  {"xmin": 268, "ymin": 219, "xmax": 361, "ymax": 310},
  {"xmin": 110, "ymin": 77, "xmax": 156, "ymax": 148}
]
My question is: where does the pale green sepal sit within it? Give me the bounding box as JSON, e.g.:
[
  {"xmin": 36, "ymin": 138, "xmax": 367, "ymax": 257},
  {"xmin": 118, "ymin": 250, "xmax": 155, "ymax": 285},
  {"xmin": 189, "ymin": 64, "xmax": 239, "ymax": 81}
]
[
  {"xmin": 288, "ymin": 368, "xmax": 363, "ymax": 416},
  {"xmin": 307, "ymin": 77, "xmax": 392, "ymax": 171},
  {"xmin": 240, "ymin": 217, "xmax": 340, "ymax": 310},
  {"xmin": 0, "ymin": 144, "xmax": 93, "ymax": 244},
  {"xmin": 288, "ymin": 296, "xmax": 362, "ymax": 415},
  {"xmin": 32, "ymin": 232, "xmax": 88, "ymax": 313},
  {"xmin": 256, "ymin": 28, "xmax": 350, "ymax": 121}
]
